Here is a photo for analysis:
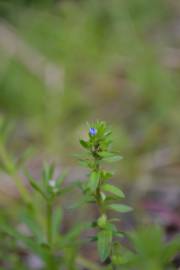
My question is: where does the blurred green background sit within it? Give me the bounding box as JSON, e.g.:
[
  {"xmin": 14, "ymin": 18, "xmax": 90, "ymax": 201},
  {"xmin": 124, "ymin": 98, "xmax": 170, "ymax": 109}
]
[{"xmin": 0, "ymin": 0, "xmax": 179, "ymax": 205}]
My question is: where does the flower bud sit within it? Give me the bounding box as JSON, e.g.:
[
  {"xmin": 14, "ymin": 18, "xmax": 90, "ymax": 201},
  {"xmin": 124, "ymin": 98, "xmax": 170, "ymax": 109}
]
[
  {"xmin": 97, "ymin": 214, "xmax": 107, "ymax": 228},
  {"xmin": 48, "ymin": 179, "xmax": 56, "ymax": 188}
]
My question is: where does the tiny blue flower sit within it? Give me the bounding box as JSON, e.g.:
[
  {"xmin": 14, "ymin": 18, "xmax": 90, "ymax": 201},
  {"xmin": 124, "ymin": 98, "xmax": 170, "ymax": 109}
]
[{"xmin": 89, "ymin": 127, "xmax": 97, "ymax": 136}]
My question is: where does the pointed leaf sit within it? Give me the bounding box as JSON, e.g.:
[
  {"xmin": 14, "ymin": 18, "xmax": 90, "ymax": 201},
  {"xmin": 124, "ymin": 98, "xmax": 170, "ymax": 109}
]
[
  {"xmin": 97, "ymin": 229, "xmax": 112, "ymax": 261},
  {"xmin": 79, "ymin": 139, "xmax": 90, "ymax": 149},
  {"xmin": 29, "ymin": 178, "xmax": 47, "ymax": 200},
  {"xmin": 102, "ymin": 184, "xmax": 125, "ymax": 198},
  {"xmin": 108, "ymin": 204, "xmax": 132, "ymax": 213},
  {"xmin": 43, "ymin": 163, "xmax": 55, "ymax": 184},
  {"xmin": 56, "ymin": 170, "xmax": 68, "ymax": 186},
  {"xmin": 99, "ymin": 152, "xmax": 123, "ymax": 162},
  {"xmin": 88, "ymin": 171, "xmax": 100, "ymax": 192}
]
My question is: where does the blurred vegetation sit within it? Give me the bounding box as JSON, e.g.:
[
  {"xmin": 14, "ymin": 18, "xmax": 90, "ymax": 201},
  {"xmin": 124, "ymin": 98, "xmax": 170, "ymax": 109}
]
[{"xmin": 0, "ymin": 0, "xmax": 179, "ymax": 163}]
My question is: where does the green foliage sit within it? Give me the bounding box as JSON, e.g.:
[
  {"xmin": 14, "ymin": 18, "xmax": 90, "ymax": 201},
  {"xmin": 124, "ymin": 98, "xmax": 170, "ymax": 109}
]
[{"xmin": 125, "ymin": 227, "xmax": 180, "ymax": 270}]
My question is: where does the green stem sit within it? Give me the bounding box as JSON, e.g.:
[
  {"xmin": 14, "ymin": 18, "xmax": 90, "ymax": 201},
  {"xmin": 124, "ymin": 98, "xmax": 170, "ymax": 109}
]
[
  {"xmin": 94, "ymin": 153, "xmax": 114, "ymax": 266},
  {"xmin": 47, "ymin": 201, "xmax": 53, "ymax": 247},
  {"xmin": 46, "ymin": 200, "xmax": 57, "ymax": 270},
  {"xmin": 94, "ymin": 155, "xmax": 104, "ymax": 215}
]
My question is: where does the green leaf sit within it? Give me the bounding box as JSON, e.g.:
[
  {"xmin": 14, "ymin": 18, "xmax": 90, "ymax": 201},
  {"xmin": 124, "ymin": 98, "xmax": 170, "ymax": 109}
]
[
  {"xmin": 108, "ymin": 204, "xmax": 132, "ymax": 213},
  {"xmin": 99, "ymin": 152, "xmax": 123, "ymax": 162},
  {"xmin": 29, "ymin": 178, "xmax": 47, "ymax": 200},
  {"xmin": 88, "ymin": 171, "xmax": 100, "ymax": 192},
  {"xmin": 101, "ymin": 170, "xmax": 114, "ymax": 180},
  {"xmin": 21, "ymin": 212, "xmax": 44, "ymax": 242},
  {"xmin": 56, "ymin": 170, "xmax": 68, "ymax": 186},
  {"xmin": 43, "ymin": 162, "xmax": 55, "ymax": 184},
  {"xmin": 102, "ymin": 184, "xmax": 125, "ymax": 198},
  {"xmin": 79, "ymin": 139, "xmax": 89, "ymax": 149},
  {"xmin": 0, "ymin": 224, "xmax": 22, "ymax": 239},
  {"xmin": 97, "ymin": 229, "xmax": 112, "ymax": 261}
]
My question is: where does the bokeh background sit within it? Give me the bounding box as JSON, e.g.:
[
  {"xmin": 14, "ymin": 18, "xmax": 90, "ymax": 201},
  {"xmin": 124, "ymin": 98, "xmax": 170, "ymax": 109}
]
[{"xmin": 0, "ymin": 0, "xmax": 179, "ymax": 268}]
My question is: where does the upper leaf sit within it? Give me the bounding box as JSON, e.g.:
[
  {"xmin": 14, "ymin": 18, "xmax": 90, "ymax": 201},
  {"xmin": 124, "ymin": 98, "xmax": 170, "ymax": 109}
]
[
  {"xmin": 79, "ymin": 139, "xmax": 90, "ymax": 149},
  {"xmin": 99, "ymin": 152, "xmax": 123, "ymax": 162}
]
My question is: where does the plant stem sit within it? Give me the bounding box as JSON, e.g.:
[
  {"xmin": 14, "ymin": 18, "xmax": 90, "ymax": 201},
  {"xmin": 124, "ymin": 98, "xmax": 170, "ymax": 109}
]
[
  {"xmin": 94, "ymin": 151, "xmax": 113, "ymax": 266},
  {"xmin": 94, "ymin": 155, "xmax": 104, "ymax": 215},
  {"xmin": 46, "ymin": 200, "xmax": 57, "ymax": 270},
  {"xmin": 47, "ymin": 201, "xmax": 53, "ymax": 247}
]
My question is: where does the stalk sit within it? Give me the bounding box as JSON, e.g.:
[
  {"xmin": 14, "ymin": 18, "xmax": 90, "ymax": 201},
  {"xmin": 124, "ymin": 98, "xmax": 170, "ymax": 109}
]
[
  {"xmin": 46, "ymin": 201, "xmax": 53, "ymax": 247},
  {"xmin": 46, "ymin": 199, "xmax": 57, "ymax": 270}
]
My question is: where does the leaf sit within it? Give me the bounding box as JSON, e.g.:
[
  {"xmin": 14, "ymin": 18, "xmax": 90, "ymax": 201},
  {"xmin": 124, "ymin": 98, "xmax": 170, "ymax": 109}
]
[
  {"xmin": 103, "ymin": 131, "xmax": 112, "ymax": 137},
  {"xmin": 99, "ymin": 152, "xmax": 123, "ymax": 162},
  {"xmin": 56, "ymin": 170, "xmax": 68, "ymax": 186},
  {"xmin": 0, "ymin": 224, "xmax": 22, "ymax": 239},
  {"xmin": 101, "ymin": 170, "xmax": 114, "ymax": 180},
  {"xmin": 97, "ymin": 230, "xmax": 112, "ymax": 261},
  {"xmin": 79, "ymin": 139, "xmax": 89, "ymax": 149},
  {"xmin": 102, "ymin": 184, "xmax": 125, "ymax": 198},
  {"xmin": 29, "ymin": 178, "xmax": 47, "ymax": 200},
  {"xmin": 88, "ymin": 171, "xmax": 100, "ymax": 192},
  {"xmin": 21, "ymin": 212, "xmax": 44, "ymax": 242},
  {"xmin": 108, "ymin": 204, "xmax": 132, "ymax": 213},
  {"xmin": 43, "ymin": 162, "xmax": 55, "ymax": 184}
]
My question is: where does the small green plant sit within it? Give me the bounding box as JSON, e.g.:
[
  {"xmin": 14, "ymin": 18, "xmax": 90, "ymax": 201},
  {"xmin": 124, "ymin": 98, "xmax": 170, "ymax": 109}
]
[
  {"xmin": 1, "ymin": 163, "xmax": 67, "ymax": 270},
  {"xmin": 78, "ymin": 121, "xmax": 132, "ymax": 268}
]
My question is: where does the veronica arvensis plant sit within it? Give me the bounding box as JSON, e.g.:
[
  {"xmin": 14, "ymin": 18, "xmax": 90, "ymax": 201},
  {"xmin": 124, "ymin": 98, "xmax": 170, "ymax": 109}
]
[{"xmin": 78, "ymin": 121, "xmax": 132, "ymax": 268}]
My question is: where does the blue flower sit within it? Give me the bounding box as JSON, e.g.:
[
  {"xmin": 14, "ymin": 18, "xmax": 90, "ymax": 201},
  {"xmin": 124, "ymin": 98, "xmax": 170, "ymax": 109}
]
[{"xmin": 89, "ymin": 127, "xmax": 97, "ymax": 136}]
